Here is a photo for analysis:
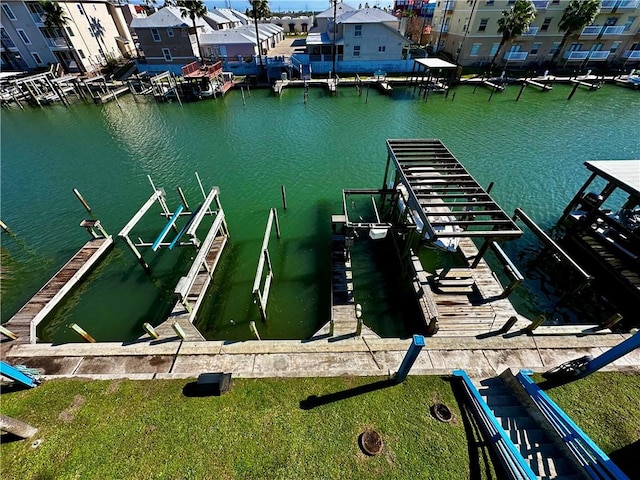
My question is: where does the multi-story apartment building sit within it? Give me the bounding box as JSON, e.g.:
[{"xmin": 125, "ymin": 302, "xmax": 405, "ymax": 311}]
[
  {"xmin": 1, "ymin": 0, "xmax": 134, "ymax": 73},
  {"xmin": 429, "ymin": 0, "xmax": 640, "ymax": 68}
]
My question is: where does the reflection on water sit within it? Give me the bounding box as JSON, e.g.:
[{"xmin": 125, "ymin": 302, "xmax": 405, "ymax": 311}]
[{"xmin": 1, "ymin": 84, "xmax": 639, "ymax": 341}]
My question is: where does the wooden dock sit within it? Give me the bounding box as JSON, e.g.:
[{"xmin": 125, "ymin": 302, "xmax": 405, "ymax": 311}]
[
  {"xmin": 2, "ymin": 236, "xmax": 114, "ymax": 344},
  {"xmin": 412, "ymin": 238, "xmax": 529, "ymax": 337},
  {"xmin": 524, "ymin": 78, "xmax": 553, "ymax": 91},
  {"xmin": 312, "ymin": 219, "xmax": 379, "ymax": 339},
  {"xmin": 152, "ymin": 235, "xmax": 228, "ymax": 342}
]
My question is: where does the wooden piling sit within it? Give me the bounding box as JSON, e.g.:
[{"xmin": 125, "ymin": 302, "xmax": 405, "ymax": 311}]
[
  {"xmin": 172, "ymin": 322, "xmax": 186, "ymax": 339},
  {"xmin": 272, "ymin": 208, "xmax": 281, "ymax": 239},
  {"xmin": 0, "ymin": 325, "xmax": 18, "ymax": 340},
  {"xmin": 567, "ymin": 81, "xmax": 580, "ymax": 101},
  {"xmin": 241, "ymin": 87, "xmax": 246, "ymax": 106},
  {"xmin": 525, "ymin": 314, "xmax": 546, "ymax": 333},
  {"xmin": 73, "ymin": 188, "xmax": 92, "ymax": 213},
  {"xmin": 70, "ymin": 323, "xmax": 96, "ymax": 342},
  {"xmin": 249, "ymin": 321, "xmax": 261, "ymax": 341},
  {"xmin": 365, "ymin": 83, "xmax": 370, "ymax": 104},
  {"xmin": 143, "ymin": 322, "xmax": 159, "ymax": 339},
  {"xmin": 516, "ymin": 82, "xmax": 526, "ymax": 102},
  {"xmin": 0, "ymin": 219, "xmax": 13, "ymax": 235},
  {"xmin": 0, "ymin": 415, "xmax": 38, "ymax": 439},
  {"xmin": 281, "ymin": 185, "xmax": 287, "ymax": 210}
]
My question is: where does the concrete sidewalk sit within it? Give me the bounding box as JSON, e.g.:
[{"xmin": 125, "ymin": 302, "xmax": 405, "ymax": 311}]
[{"xmin": 4, "ymin": 331, "xmax": 639, "ymax": 381}]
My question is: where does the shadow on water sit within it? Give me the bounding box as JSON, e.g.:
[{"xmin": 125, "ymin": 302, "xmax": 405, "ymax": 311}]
[{"xmin": 299, "ymin": 378, "xmax": 397, "ymax": 410}]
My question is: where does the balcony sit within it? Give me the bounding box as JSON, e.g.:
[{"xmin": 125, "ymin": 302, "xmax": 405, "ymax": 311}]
[
  {"xmin": 564, "ymin": 50, "xmax": 589, "ymax": 60},
  {"xmin": 581, "ymin": 25, "xmax": 603, "ymax": 36},
  {"xmin": 504, "ymin": 51, "xmax": 528, "ymax": 61},
  {"xmin": 618, "ymin": 0, "xmax": 640, "ymax": 9},
  {"xmin": 532, "ymin": 0, "xmax": 550, "ymax": 10},
  {"xmin": 443, "ymin": 0, "xmax": 456, "ymax": 12},
  {"xmin": 622, "ymin": 49, "xmax": 640, "ymax": 59},
  {"xmin": 44, "ymin": 37, "xmax": 68, "ymax": 48},
  {"xmin": 588, "ymin": 51, "xmax": 610, "ymax": 60},
  {"xmin": 523, "ymin": 26, "xmax": 539, "ymax": 36},
  {"xmin": 600, "ymin": 0, "xmax": 617, "ymax": 10},
  {"xmin": 602, "ymin": 26, "xmax": 625, "ymax": 35},
  {"xmin": 434, "ymin": 25, "xmax": 450, "ymax": 33}
]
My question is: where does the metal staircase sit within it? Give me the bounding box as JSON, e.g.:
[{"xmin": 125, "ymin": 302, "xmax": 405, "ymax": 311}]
[
  {"xmin": 474, "ymin": 375, "xmax": 585, "ymax": 480},
  {"xmin": 454, "ymin": 369, "xmax": 628, "ymax": 480}
]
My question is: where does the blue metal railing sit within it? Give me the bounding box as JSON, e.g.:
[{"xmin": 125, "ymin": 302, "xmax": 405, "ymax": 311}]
[
  {"xmin": 453, "ymin": 370, "xmax": 536, "ymax": 480},
  {"xmin": 516, "ymin": 371, "xmax": 629, "ymax": 480}
]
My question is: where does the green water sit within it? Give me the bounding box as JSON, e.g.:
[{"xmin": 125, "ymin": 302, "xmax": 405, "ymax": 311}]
[{"xmin": 1, "ymin": 84, "xmax": 639, "ymax": 342}]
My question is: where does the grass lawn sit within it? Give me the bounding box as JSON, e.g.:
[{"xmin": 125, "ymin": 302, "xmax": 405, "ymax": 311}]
[{"xmin": 1, "ymin": 373, "xmax": 638, "ymax": 479}]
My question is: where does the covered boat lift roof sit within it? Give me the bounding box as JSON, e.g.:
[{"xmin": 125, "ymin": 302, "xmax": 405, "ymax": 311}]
[
  {"xmin": 585, "ymin": 160, "xmax": 640, "ymax": 198},
  {"xmin": 384, "ymin": 139, "xmax": 522, "ymax": 241},
  {"xmin": 413, "ymin": 58, "xmax": 457, "ymax": 70}
]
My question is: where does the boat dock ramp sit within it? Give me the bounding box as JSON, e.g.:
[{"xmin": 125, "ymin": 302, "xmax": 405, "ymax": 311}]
[{"xmin": 1, "ymin": 220, "xmax": 114, "ymax": 346}]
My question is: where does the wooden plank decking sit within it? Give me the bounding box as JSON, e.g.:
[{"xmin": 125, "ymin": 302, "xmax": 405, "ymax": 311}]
[
  {"xmin": 413, "ymin": 238, "xmax": 530, "ymax": 337},
  {"xmin": 152, "ymin": 235, "xmax": 228, "ymax": 342},
  {"xmin": 2, "ymin": 237, "xmax": 114, "ymax": 345}
]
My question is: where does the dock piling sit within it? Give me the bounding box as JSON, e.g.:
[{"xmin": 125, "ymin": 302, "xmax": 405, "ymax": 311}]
[
  {"xmin": 143, "ymin": 322, "xmax": 159, "ymax": 339},
  {"xmin": 516, "ymin": 82, "xmax": 526, "ymax": 102},
  {"xmin": 249, "ymin": 321, "xmax": 261, "ymax": 341},
  {"xmin": 70, "ymin": 323, "xmax": 96, "ymax": 343},
  {"xmin": 0, "ymin": 220, "xmax": 13, "ymax": 235},
  {"xmin": 0, "ymin": 325, "xmax": 18, "ymax": 340},
  {"xmin": 281, "ymin": 185, "xmax": 287, "ymax": 210},
  {"xmin": 172, "ymin": 322, "xmax": 186, "ymax": 339},
  {"xmin": 73, "ymin": 188, "xmax": 93, "ymax": 213}
]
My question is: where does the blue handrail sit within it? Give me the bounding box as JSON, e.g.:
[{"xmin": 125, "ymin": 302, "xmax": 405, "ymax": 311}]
[
  {"xmin": 453, "ymin": 370, "xmax": 536, "ymax": 480},
  {"xmin": 516, "ymin": 370, "xmax": 629, "ymax": 480}
]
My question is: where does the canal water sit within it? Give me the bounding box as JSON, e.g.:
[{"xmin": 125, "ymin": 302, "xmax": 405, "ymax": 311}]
[{"xmin": 1, "ymin": 83, "xmax": 639, "ymax": 343}]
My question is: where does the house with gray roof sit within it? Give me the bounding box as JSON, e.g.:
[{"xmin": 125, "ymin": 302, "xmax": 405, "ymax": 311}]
[
  {"xmin": 131, "ymin": 6, "xmax": 214, "ymax": 72},
  {"xmin": 308, "ymin": 4, "xmax": 409, "ymax": 64},
  {"xmin": 204, "ymin": 8, "xmax": 249, "ymax": 30}
]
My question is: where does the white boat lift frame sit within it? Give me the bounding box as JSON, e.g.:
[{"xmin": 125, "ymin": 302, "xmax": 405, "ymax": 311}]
[
  {"xmin": 252, "ymin": 208, "xmax": 281, "ymax": 322},
  {"xmin": 118, "ymin": 174, "xmax": 226, "ymax": 273}
]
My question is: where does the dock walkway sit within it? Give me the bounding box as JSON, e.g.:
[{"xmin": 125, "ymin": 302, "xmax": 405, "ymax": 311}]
[
  {"xmin": 2, "ymin": 236, "xmax": 114, "ymax": 345},
  {"xmin": 152, "ymin": 235, "xmax": 228, "ymax": 342}
]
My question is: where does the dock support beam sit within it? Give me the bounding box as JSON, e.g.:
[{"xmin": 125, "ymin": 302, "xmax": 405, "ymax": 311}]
[{"xmin": 394, "ymin": 335, "xmax": 426, "ymax": 383}]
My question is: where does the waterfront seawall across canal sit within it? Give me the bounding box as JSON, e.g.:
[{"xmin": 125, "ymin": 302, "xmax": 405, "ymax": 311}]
[{"xmin": 1, "ymin": 84, "xmax": 639, "ymax": 344}]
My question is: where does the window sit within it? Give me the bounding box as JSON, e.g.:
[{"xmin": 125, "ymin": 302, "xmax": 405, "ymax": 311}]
[
  {"xmin": 470, "ymin": 43, "xmax": 480, "ymax": 56},
  {"xmin": 354, "ymin": 24, "xmax": 362, "ymax": 37},
  {"xmin": 604, "ymin": 17, "xmax": 618, "ymax": 26},
  {"xmin": 151, "ymin": 28, "xmax": 161, "ymax": 42},
  {"xmin": 478, "ymin": 18, "xmax": 488, "ymax": 31},
  {"xmin": 78, "ymin": 49, "xmax": 85, "ymax": 58},
  {"xmin": 489, "ymin": 43, "xmax": 499, "ymax": 57},
  {"xmin": 17, "ymin": 29, "xmax": 31, "ymax": 45},
  {"xmin": 623, "ymin": 16, "xmax": 636, "ymax": 31},
  {"xmin": 485, "ymin": 0, "xmax": 494, "ymax": 4},
  {"xmin": 610, "ymin": 41, "xmax": 621, "ymax": 53},
  {"xmin": 77, "ymin": 4, "xmax": 85, "ymax": 15},
  {"xmin": 31, "ymin": 52, "xmax": 43, "ymax": 64},
  {"xmin": 540, "ymin": 17, "xmax": 552, "ymax": 31},
  {"xmin": 569, "ymin": 42, "xmax": 582, "ymax": 51},
  {"xmin": 166, "ymin": 28, "xmax": 174, "ymax": 37},
  {"xmin": 549, "ymin": 41, "xmax": 560, "ymax": 54},
  {"xmin": 67, "ymin": 26, "xmax": 74, "ymax": 37},
  {"xmin": 353, "ymin": 45, "xmax": 360, "ymax": 57},
  {"xmin": 378, "ymin": 45, "xmax": 386, "ymax": 52},
  {"xmin": 162, "ymin": 48, "xmax": 172, "ymax": 61},
  {"xmin": 2, "ymin": 4, "xmax": 17, "ymax": 21},
  {"xmin": 530, "ymin": 42, "xmax": 541, "ymax": 55}
]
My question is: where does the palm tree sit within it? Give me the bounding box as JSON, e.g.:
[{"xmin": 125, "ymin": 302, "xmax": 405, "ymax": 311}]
[
  {"xmin": 248, "ymin": 0, "xmax": 270, "ymax": 72},
  {"xmin": 40, "ymin": 1, "xmax": 78, "ymax": 72},
  {"xmin": 550, "ymin": 0, "xmax": 601, "ymax": 68},
  {"xmin": 176, "ymin": 0, "xmax": 208, "ymax": 62},
  {"xmin": 488, "ymin": 0, "xmax": 537, "ymax": 72}
]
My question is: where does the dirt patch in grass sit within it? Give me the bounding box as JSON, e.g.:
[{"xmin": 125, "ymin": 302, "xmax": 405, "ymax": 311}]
[{"xmin": 58, "ymin": 394, "xmax": 86, "ymax": 423}]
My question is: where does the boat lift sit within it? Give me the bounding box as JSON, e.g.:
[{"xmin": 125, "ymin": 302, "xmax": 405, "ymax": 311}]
[{"xmin": 118, "ymin": 173, "xmax": 227, "ymax": 273}]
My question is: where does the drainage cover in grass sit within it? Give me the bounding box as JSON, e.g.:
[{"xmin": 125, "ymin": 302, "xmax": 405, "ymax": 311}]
[
  {"xmin": 431, "ymin": 403, "xmax": 453, "ymax": 423},
  {"xmin": 360, "ymin": 429, "xmax": 384, "ymax": 456}
]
